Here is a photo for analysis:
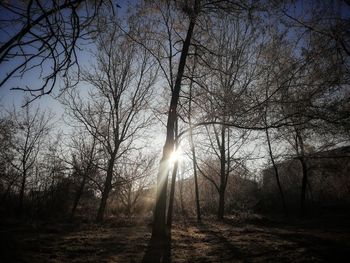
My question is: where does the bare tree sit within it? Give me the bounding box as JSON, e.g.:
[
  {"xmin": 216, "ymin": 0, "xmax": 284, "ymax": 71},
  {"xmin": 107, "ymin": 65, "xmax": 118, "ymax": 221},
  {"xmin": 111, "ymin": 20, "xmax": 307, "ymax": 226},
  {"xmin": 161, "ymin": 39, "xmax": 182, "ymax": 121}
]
[
  {"xmin": 68, "ymin": 130, "xmax": 99, "ymax": 218},
  {"xmin": 166, "ymin": 119, "xmax": 179, "ymax": 228},
  {"xmin": 125, "ymin": 0, "xmax": 201, "ymax": 239},
  {"xmin": 151, "ymin": 0, "xmax": 200, "ymax": 239},
  {"xmin": 0, "ymin": 0, "xmax": 114, "ymax": 102},
  {"xmin": 0, "ymin": 113, "xmax": 17, "ymax": 203},
  {"xmin": 118, "ymin": 154, "xmax": 155, "ymax": 216},
  {"xmin": 256, "ymin": 30, "xmax": 295, "ymax": 216},
  {"xmin": 127, "ymin": 0, "xmax": 255, "ymax": 239},
  {"xmin": 196, "ymin": 124, "xmax": 250, "ymax": 219},
  {"xmin": 62, "ymin": 22, "xmax": 157, "ymax": 222},
  {"xmin": 191, "ymin": 13, "xmax": 259, "ymax": 219},
  {"xmin": 5, "ymin": 103, "xmax": 52, "ymax": 216},
  {"xmin": 282, "ymin": 1, "xmax": 350, "ymax": 58}
]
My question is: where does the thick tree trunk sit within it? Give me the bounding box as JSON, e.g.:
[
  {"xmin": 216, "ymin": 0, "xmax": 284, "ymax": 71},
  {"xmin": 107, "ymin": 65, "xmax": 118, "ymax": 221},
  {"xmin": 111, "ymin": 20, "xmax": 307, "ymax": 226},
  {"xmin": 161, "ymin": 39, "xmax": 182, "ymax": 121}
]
[
  {"xmin": 167, "ymin": 120, "xmax": 178, "ymax": 228},
  {"xmin": 265, "ymin": 128, "xmax": 288, "ymax": 216},
  {"xmin": 152, "ymin": 6, "xmax": 198, "ymax": 240},
  {"xmin": 96, "ymin": 153, "xmax": 116, "ymax": 222},
  {"xmin": 167, "ymin": 160, "xmax": 178, "ymax": 228},
  {"xmin": 218, "ymin": 190, "xmax": 225, "ymax": 220}
]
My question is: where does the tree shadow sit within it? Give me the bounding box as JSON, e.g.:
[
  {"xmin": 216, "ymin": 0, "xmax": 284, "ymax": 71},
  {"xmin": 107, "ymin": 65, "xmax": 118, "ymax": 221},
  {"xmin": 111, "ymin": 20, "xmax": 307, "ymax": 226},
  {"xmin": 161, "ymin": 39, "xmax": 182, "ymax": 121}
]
[
  {"xmin": 142, "ymin": 237, "xmax": 171, "ymax": 263},
  {"xmin": 197, "ymin": 223, "xmax": 246, "ymax": 261},
  {"xmin": 272, "ymin": 231, "xmax": 350, "ymax": 262}
]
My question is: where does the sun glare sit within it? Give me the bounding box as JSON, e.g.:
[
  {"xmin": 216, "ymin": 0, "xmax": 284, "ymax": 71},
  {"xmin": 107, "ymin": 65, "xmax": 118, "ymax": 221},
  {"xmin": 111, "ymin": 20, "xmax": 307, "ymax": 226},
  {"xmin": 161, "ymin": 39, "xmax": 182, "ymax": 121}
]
[{"xmin": 169, "ymin": 148, "xmax": 182, "ymax": 163}]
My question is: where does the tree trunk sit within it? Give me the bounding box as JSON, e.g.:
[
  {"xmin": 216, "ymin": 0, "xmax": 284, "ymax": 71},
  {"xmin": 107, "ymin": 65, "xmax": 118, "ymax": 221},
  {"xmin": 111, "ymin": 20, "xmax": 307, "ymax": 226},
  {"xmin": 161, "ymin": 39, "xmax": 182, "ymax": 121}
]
[
  {"xmin": 96, "ymin": 153, "xmax": 116, "ymax": 222},
  {"xmin": 218, "ymin": 190, "xmax": 225, "ymax": 220},
  {"xmin": 18, "ymin": 169, "xmax": 26, "ymax": 217},
  {"xmin": 71, "ymin": 175, "xmax": 86, "ymax": 219},
  {"xmin": 153, "ymin": 149, "xmax": 171, "ymax": 239},
  {"xmin": 167, "ymin": 160, "xmax": 178, "ymax": 228},
  {"xmin": 167, "ymin": 119, "xmax": 179, "ymax": 228},
  {"xmin": 192, "ymin": 145, "xmax": 201, "ymax": 223},
  {"xmin": 296, "ymin": 131, "xmax": 308, "ymax": 217},
  {"xmin": 188, "ymin": 67, "xmax": 201, "ymax": 223},
  {"xmin": 218, "ymin": 125, "xmax": 226, "ymax": 220},
  {"xmin": 179, "ymin": 170, "xmax": 186, "ymax": 217},
  {"xmin": 265, "ymin": 128, "xmax": 288, "ymax": 216},
  {"xmin": 299, "ymin": 157, "xmax": 308, "ymax": 217},
  {"xmin": 127, "ymin": 183, "xmax": 132, "ymax": 215},
  {"xmin": 152, "ymin": 6, "xmax": 198, "ymax": 240}
]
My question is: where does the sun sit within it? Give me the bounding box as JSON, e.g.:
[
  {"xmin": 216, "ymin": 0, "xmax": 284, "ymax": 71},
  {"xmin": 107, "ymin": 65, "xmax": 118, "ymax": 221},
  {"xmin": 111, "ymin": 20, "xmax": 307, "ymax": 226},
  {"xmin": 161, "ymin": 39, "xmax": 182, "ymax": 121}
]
[{"xmin": 169, "ymin": 148, "xmax": 182, "ymax": 163}]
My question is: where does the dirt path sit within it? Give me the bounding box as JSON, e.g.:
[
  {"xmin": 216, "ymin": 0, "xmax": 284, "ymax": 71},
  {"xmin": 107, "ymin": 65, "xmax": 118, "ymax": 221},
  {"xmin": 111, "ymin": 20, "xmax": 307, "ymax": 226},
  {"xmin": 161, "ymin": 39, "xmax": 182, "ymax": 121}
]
[{"xmin": 1, "ymin": 216, "xmax": 349, "ymax": 262}]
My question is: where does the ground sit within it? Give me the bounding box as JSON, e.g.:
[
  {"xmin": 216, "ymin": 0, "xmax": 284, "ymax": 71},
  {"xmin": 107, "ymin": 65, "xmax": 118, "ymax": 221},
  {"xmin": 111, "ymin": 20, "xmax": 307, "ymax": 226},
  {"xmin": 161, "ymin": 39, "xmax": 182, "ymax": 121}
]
[{"xmin": 1, "ymin": 213, "xmax": 349, "ymax": 262}]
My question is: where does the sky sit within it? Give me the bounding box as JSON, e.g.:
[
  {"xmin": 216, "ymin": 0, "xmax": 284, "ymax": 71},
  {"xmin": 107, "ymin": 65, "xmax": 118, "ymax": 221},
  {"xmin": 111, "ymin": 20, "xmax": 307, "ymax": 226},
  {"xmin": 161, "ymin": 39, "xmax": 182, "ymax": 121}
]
[
  {"xmin": 0, "ymin": 0, "xmax": 137, "ymax": 139},
  {"xmin": 0, "ymin": 0, "xmax": 133, "ymax": 109},
  {"xmin": 2, "ymin": 0, "xmax": 344, "ymax": 110},
  {"xmin": 0, "ymin": 0, "xmax": 166, "ymax": 170},
  {"xmin": 0, "ymin": 0, "xmax": 294, "ymax": 176},
  {"xmin": 1, "ymin": 0, "xmax": 348, "ymax": 177},
  {"xmin": 2, "ymin": 0, "xmax": 350, "ymax": 104}
]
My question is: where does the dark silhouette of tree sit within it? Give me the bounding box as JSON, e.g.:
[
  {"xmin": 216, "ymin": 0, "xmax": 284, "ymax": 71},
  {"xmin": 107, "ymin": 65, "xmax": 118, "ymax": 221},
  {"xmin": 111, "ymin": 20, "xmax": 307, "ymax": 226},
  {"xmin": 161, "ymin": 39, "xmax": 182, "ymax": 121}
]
[
  {"xmin": 0, "ymin": 0, "xmax": 114, "ymax": 102},
  {"xmin": 69, "ymin": 132, "xmax": 98, "ymax": 218},
  {"xmin": 151, "ymin": 0, "xmax": 200, "ymax": 240},
  {"xmin": 6, "ymin": 103, "xmax": 52, "ymax": 216}
]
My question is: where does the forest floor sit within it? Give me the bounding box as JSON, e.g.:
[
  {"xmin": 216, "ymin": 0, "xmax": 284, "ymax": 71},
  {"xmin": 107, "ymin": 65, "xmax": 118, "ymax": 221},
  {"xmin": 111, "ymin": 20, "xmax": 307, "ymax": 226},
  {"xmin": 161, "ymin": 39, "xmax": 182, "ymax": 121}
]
[{"xmin": 1, "ymin": 213, "xmax": 350, "ymax": 263}]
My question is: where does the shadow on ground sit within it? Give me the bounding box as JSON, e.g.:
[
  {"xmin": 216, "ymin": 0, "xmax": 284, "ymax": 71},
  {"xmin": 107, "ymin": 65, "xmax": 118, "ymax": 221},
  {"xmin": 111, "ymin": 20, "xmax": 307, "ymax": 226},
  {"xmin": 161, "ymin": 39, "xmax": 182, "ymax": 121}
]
[
  {"xmin": 1, "ymin": 215, "xmax": 349, "ymax": 262},
  {"xmin": 142, "ymin": 237, "xmax": 171, "ymax": 263}
]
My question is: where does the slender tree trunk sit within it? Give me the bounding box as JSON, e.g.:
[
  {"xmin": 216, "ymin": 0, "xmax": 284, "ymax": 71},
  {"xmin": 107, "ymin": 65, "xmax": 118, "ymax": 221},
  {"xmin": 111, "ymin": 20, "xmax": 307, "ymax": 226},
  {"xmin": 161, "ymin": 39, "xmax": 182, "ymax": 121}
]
[
  {"xmin": 127, "ymin": 184, "xmax": 132, "ymax": 215},
  {"xmin": 265, "ymin": 128, "xmax": 288, "ymax": 216},
  {"xmin": 71, "ymin": 175, "xmax": 86, "ymax": 218},
  {"xmin": 218, "ymin": 125, "xmax": 226, "ymax": 220},
  {"xmin": 152, "ymin": 6, "xmax": 198, "ymax": 239},
  {"xmin": 96, "ymin": 153, "xmax": 116, "ymax": 222},
  {"xmin": 192, "ymin": 143, "xmax": 201, "ymax": 222},
  {"xmin": 188, "ymin": 61, "xmax": 201, "ymax": 223},
  {"xmin": 307, "ymin": 180, "xmax": 313, "ymax": 201},
  {"xmin": 18, "ymin": 169, "xmax": 26, "ymax": 216},
  {"xmin": 263, "ymin": 81, "xmax": 288, "ymax": 216},
  {"xmin": 296, "ymin": 131, "xmax": 308, "ymax": 217},
  {"xmin": 299, "ymin": 157, "xmax": 308, "ymax": 217},
  {"xmin": 179, "ymin": 170, "xmax": 186, "ymax": 217},
  {"xmin": 72, "ymin": 136, "xmax": 96, "ymax": 218}
]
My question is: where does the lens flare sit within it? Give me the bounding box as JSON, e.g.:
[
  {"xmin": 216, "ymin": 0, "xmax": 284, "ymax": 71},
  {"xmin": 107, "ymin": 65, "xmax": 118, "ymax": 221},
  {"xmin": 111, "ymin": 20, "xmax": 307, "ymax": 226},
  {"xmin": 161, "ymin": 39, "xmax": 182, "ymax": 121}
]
[{"xmin": 169, "ymin": 148, "xmax": 181, "ymax": 163}]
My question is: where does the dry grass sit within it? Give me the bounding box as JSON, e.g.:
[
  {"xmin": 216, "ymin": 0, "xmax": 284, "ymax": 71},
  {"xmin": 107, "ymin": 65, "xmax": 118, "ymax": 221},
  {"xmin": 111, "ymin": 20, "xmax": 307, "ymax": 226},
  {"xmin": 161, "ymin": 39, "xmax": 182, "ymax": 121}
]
[{"xmin": 1, "ymin": 214, "xmax": 349, "ymax": 262}]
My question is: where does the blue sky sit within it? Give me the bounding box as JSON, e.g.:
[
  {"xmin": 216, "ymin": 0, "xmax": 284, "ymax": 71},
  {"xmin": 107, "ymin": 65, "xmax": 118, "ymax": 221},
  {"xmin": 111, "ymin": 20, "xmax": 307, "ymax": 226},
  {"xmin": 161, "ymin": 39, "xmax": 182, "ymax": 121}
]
[{"xmin": 0, "ymin": 0, "xmax": 133, "ymax": 113}]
